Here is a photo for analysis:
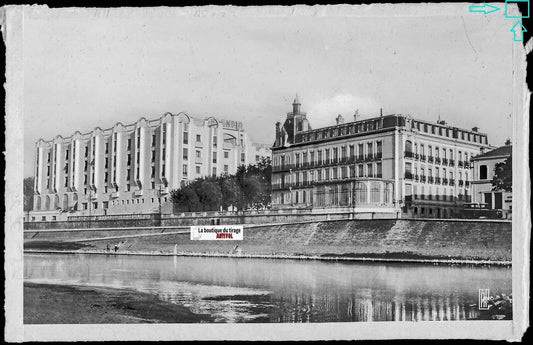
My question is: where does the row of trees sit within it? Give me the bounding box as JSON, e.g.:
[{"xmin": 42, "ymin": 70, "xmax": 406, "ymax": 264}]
[{"xmin": 170, "ymin": 157, "xmax": 272, "ymax": 212}]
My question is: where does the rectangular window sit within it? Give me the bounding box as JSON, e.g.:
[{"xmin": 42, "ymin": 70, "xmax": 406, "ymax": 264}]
[
  {"xmin": 255, "ymin": 155, "xmax": 260, "ymax": 162},
  {"xmin": 213, "ymin": 152, "xmax": 217, "ymax": 163},
  {"xmin": 65, "ymin": 149, "xmax": 69, "ymax": 160},
  {"xmin": 196, "ymin": 134, "xmax": 201, "ymax": 142},
  {"xmin": 212, "ymin": 167, "xmax": 217, "ymax": 175},
  {"xmin": 224, "ymin": 151, "xmax": 229, "ymax": 159},
  {"xmin": 152, "ymin": 134, "xmax": 156, "ymax": 146},
  {"xmin": 127, "ymin": 139, "xmax": 132, "ymax": 150},
  {"xmin": 183, "ymin": 164, "xmax": 188, "ymax": 177},
  {"xmin": 196, "ymin": 150, "xmax": 201, "ymax": 158},
  {"xmin": 213, "ymin": 136, "xmax": 217, "ymax": 147},
  {"xmin": 333, "ymin": 167, "xmax": 338, "ymax": 179},
  {"xmin": 183, "ymin": 148, "xmax": 188, "ymax": 160},
  {"xmin": 241, "ymin": 153, "xmax": 245, "ymax": 162},
  {"xmin": 151, "ymin": 150, "xmax": 156, "ymax": 162},
  {"xmin": 367, "ymin": 163, "xmax": 373, "ymax": 177},
  {"xmin": 183, "ymin": 132, "xmax": 189, "ymax": 144},
  {"xmin": 224, "ymin": 164, "xmax": 228, "ymax": 172},
  {"xmin": 196, "ymin": 166, "xmax": 201, "ymax": 174},
  {"xmin": 151, "ymin": 166, "xmax": 155, "ymax": 178}
]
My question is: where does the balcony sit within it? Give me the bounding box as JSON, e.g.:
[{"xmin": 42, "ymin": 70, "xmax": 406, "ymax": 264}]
[
  {"xmin": 414, "ymin": 153, "xmax": 419, "ymax": 160},
  {"xmin": 365, "ymin": 154, "xmax": 374, "ymax": 161},
  {"xmin": 465, "ymin": 181, "xmax": 470, "ymax": 187},
  {"xmin": 420, "ymin": 155, "xmax": 427, "ymax": 162},
  {"xmin": 414, "ymin": 174, "xmax": 419, "ymax": 181},
  {"xmin": 458, "ymin": 180, "xmax": 464, "ymax": 187},
  {"xmin": 404, "ymin": 172, "xmax": 413, "ymax": 180},
  {"xmin": 442, "ymin": 178, "xmax": 448, "ymax": 184},
  {"xmin": 435, "ymin": 158, "xmax": 441, "ymax": 164},
  {"xmin": 420, "ymin": 175, "xmax": 426, "ymax": 183},
  {"xmin": 376, "ymin": 152, "xmax": 383, "ymax": 159},
  {"xmin": 442, "ymin": 158, "xmax": 448, "ymax": 165},
  {"xmin": 449, "ymin": 179, "xmax": 455, "ymax": 185},
  {"xmin": 404, "ymin": 151, "xmax": 414, "ymax": 158},
  {"xmin": 356, "ymin": 155, "xmax": 364, "ymax": 163},
  {"xmin": 463, "ymin": 161, "xmax": 470, "ymax": 169},
  {"xmin": 458, "ymin": 161, "xmax": 464, "ymax": 168},
  {"xmin": 435, "ymin": 177, "xmax": 441, "ymax": 184},
  {"xmin": 428, "ymin": 176, "xmax": 434, "ymax": 184},
  {"xmin": 272, "ymin": 183, "xmax": 288, "ymax": 191},
  {"xmin": 428, "ymin": 156, "xmax": 434, "ymax": 163},
  {"xmin": 449, "ymin": 159, "xmax": 455, "ymax": 166}
]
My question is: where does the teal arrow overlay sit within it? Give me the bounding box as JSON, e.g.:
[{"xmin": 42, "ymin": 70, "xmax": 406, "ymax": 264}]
[
  {"xmin": 469, "ymin": 4, "xmax": 501, "ymax": 14},
  {"xmin": 510, "ymin": 21, "xmax": 527, "ymax": 41}
]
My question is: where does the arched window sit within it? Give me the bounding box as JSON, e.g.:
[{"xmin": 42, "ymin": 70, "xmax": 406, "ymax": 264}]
[
  {"xmin": 45, "ymin": 195, "xmax": 51, "ymax": 210},
  {"xmin": 405, "ymin": 140, "xmax": 413, "ymax": 154},
  {"xmin": 62, "ymin": 194, "xmax": 68, "ymax": 209},
  {"xmin": 53, "ymin": 195, "xmax": 59, "ymax": 210},
  {"xmin": 73, "ymin": 194, "xmax": 79, "ymax": 210},
  {"xmin": 35, "ymin": 196, "xmax": 41, "ymax": 211}
]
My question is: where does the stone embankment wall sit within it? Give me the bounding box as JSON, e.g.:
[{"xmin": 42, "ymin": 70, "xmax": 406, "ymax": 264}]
[{"xmin": 24, "ymin": 218, "xmax": 512, "ymax": 261}]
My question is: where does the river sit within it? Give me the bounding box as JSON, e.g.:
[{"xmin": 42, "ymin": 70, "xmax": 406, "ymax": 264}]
[{"xmin": 24, "ymin": 253, "xmax": 512, "ymax": 323}]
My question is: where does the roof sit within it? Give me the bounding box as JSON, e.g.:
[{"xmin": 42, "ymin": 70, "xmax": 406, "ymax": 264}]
[{"xmin": 472, "ymin": 145, "xmax": 512, "ymax": 160}]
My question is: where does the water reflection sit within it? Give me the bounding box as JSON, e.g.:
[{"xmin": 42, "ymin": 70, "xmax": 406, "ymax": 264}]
[{"xmin": 24, "ymin": 254, "xmax": 511, "ymax": 323}]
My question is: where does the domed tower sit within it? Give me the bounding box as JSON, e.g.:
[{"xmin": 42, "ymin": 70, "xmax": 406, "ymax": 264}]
[{"xmin": 275, "ymin": 94, "xmax": 310, "ymax": 147}]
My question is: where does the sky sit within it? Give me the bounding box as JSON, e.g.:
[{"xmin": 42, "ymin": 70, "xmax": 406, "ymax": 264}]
[{"xmin": 22, "ymin": 5, "xmax": 518, "ymax": 177}]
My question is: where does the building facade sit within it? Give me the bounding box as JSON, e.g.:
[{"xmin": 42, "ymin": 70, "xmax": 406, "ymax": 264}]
[
  {"xmin": 470, "ymin": 144, "xmax": 512, "ymax": 219},
  {"xmin": 30, "ymin": 112, "xmax": 270, "ymax": 221},
  {"xmin": 271, "ymin": 97, "xmax": 493, "ymax": 218}
]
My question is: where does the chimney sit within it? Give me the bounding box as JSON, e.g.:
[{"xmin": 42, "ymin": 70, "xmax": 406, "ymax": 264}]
[
  {"xmin": 336, "ymin": 114, "xmax": 344, "ymax": 125},
  {"xmin": 275, "ymin": 122, "xmax": 281, "ymax": 146},
  {"xmin": 353, "ymin": 109, "xmax": 359, "ymax": 122},
  {"xmin": 472, "ymin": 126, "xmax": 479, "ymax": 132},
  {"xmin": 380, "ymin": 108, "xmax": 383, "ymax": 117}
]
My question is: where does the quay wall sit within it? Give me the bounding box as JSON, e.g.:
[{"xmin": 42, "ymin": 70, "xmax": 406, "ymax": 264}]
[{"xmin": 24, "ymin": 218, "xmax": 512, "ymax": 261}]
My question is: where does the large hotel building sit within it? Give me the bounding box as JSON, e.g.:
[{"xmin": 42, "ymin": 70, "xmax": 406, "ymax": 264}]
[
  {"xmin": 271, "ymin": 96, "xmax": 493, "ymax": 218},
  {"xmin": 30, "ymin": 112, "xmax": 270, "ymax": 221}
]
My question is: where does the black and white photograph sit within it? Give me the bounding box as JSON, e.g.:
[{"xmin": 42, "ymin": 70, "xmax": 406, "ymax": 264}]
[{"xmin": 3, "ymin": 2, "xmax": 530, "ymax": 341}]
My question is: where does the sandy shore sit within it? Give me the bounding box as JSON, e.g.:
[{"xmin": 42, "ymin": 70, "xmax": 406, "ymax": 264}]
[{"xmin": 24, "ymin": 282, "xmax": 212, "ymax": 324}]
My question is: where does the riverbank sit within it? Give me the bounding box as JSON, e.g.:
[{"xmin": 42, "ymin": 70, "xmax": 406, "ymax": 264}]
[
  {"xmin": 24, "ymin": 219, "xmax": 512, "ymax": 264},
  {"xmin": 24, "ymin": 282, "xmax": 212, "ymax": 324},
  {"xmin": 24, "ymin": 248, "xmax": 511, "ymax": 266}
]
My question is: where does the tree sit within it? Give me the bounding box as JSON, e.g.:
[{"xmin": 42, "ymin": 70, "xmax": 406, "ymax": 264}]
[
  {"xmin": 23, "ymin": 177, "xmax": 34, "ymax": 212},
  {"xmin": 171, "ymin": 185, "xmax": 200, "ymax": 212},
  {"xmin": 196, "ymin": 179, "xmax": 223, "ymax": 211},
  {"xmin": 218, "ymin": 175, "xmax": 240, "ymax": 210},
  {"xmin": 491, "ymin": 156, "xmax": 512, "ymax": 192}
]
